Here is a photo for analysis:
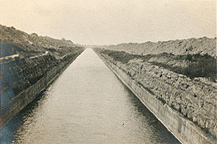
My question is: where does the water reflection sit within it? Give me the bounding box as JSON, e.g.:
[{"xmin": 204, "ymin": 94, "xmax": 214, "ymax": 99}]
[
  {"xmin": 0, "ymin": 91, "xmax": 48, "ymax": 143},
  {"xmin": 123, "ymin": 86, "xmax": 178, "ymax": 143},
  {"xmin": 1, "ymin": 48, "xmax": 180, "ymax": 144}
]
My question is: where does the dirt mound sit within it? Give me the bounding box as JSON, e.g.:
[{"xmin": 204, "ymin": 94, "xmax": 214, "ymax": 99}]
[
  {"xmin": 0, "ymin": 24, "xmax": 77, "ymax": 58},
  {"xmin": 104, "ymin": 37, "xmax": 216, "ymax": 57}
]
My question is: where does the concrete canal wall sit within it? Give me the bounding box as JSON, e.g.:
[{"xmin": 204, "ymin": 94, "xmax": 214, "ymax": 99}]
[
  {"xmin": 0, "ymin": 24, "xmax": 85, "ymax": 130},
  {"xmin": 96, "ymin": 51, "xmax": 217, "ymax": 144},
  {"xmin": 1, "ymin": 53, "xmax": 82, "ymax": 130}
]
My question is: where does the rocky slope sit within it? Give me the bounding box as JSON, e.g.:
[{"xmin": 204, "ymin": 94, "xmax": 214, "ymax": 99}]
[
  {"xmin": 0, "ymin": 24, "xmax": 85, "ymax": 129},
  {"xmin": 95, "ymin": 51, "xmax": 216, "ymax": 143},
  {"xmin": 94, "ymin": 37, "xmax": 216, "ymax": 142},
  {"xmin": 0, "ymin": 24, "xmax": 84, "ymax": 95}
]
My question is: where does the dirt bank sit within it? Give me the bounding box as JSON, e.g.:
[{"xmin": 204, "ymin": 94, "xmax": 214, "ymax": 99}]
[
  {"xmin": 0, "ymin": 24, "xmax": 85, "ymax": 130},
  {"xmin": 102, "ymin": 37, "xmax": 216, "ymax": 57},
  {"xmin": 94, "ymin": 37, "xmax": 217, "ymax": 143}
]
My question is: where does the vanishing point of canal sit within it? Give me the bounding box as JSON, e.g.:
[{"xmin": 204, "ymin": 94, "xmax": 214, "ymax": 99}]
[{"xmin": 1, "ymin": 49, "xmax": 180, "ymax": 144}]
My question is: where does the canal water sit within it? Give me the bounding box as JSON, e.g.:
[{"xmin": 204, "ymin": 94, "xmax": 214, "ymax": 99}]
[{"xmin": 1, "ymin": 48, "xmax": 180, "ymax": 144}]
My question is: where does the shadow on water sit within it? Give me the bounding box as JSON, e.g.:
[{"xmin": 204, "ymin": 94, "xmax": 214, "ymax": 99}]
[{"xmin": 0, "ymin": 89, "xmax": 49, "ymax": 143}]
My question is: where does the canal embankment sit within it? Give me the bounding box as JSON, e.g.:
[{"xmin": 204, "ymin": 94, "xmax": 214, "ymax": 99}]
[
  {"xmin": 1, "ymin": 48, "xmax": 180, "ymax": 144},
  {"xmin": 1, "ymin": 51, "xmax": 83, "ymax": 130},
  {"xmin": 94, "ymin": 47, "xmax": 217, "ymax": 144},
  {"xmin": 0, "ymin": 24, "xmax": 85, "ymax": 130}
]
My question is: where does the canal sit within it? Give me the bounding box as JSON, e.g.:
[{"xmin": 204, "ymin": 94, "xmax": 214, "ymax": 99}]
[{"xmin": 1, "ymin": 48, "xmax": 180, "ymax": 143}]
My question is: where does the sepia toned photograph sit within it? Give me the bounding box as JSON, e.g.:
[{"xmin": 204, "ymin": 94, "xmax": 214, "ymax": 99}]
[{"xmin": 0, "ymin": 0, "xmax": 216, "ymax": 143}]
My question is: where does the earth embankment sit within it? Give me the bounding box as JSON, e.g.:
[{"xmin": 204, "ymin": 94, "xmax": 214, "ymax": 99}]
[
  {"xmin": 0, "ymin": 24, "xmax": 85, "ymax": 130},
  {"xmin": 94, "ymin": 37, "xmax": 216, "ymax": 143}
]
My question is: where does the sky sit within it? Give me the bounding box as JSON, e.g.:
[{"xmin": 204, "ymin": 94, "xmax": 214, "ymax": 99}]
[{"xmin": 0, "ymin": 0, "xmax": 216, "ymax": 45}]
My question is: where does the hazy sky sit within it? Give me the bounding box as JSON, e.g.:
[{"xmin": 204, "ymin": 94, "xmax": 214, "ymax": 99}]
[{"xmin": 0, "ymin": 0, "xmax": 216, "ymax": 45}]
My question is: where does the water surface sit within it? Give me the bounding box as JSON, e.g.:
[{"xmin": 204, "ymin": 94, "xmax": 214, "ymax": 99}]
[{"xmin": 1, "ymin": 48, "xmax": 180, "ymax": 144}]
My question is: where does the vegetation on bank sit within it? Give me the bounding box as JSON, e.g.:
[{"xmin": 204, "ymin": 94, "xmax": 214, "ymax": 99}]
[
  {"xmin": 1, "ymin": 47, "xmax": 84, "ymax": 101},
  {"xmin": 98, "ymin": 49, "xmax": 216, "ymax": 82}
]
